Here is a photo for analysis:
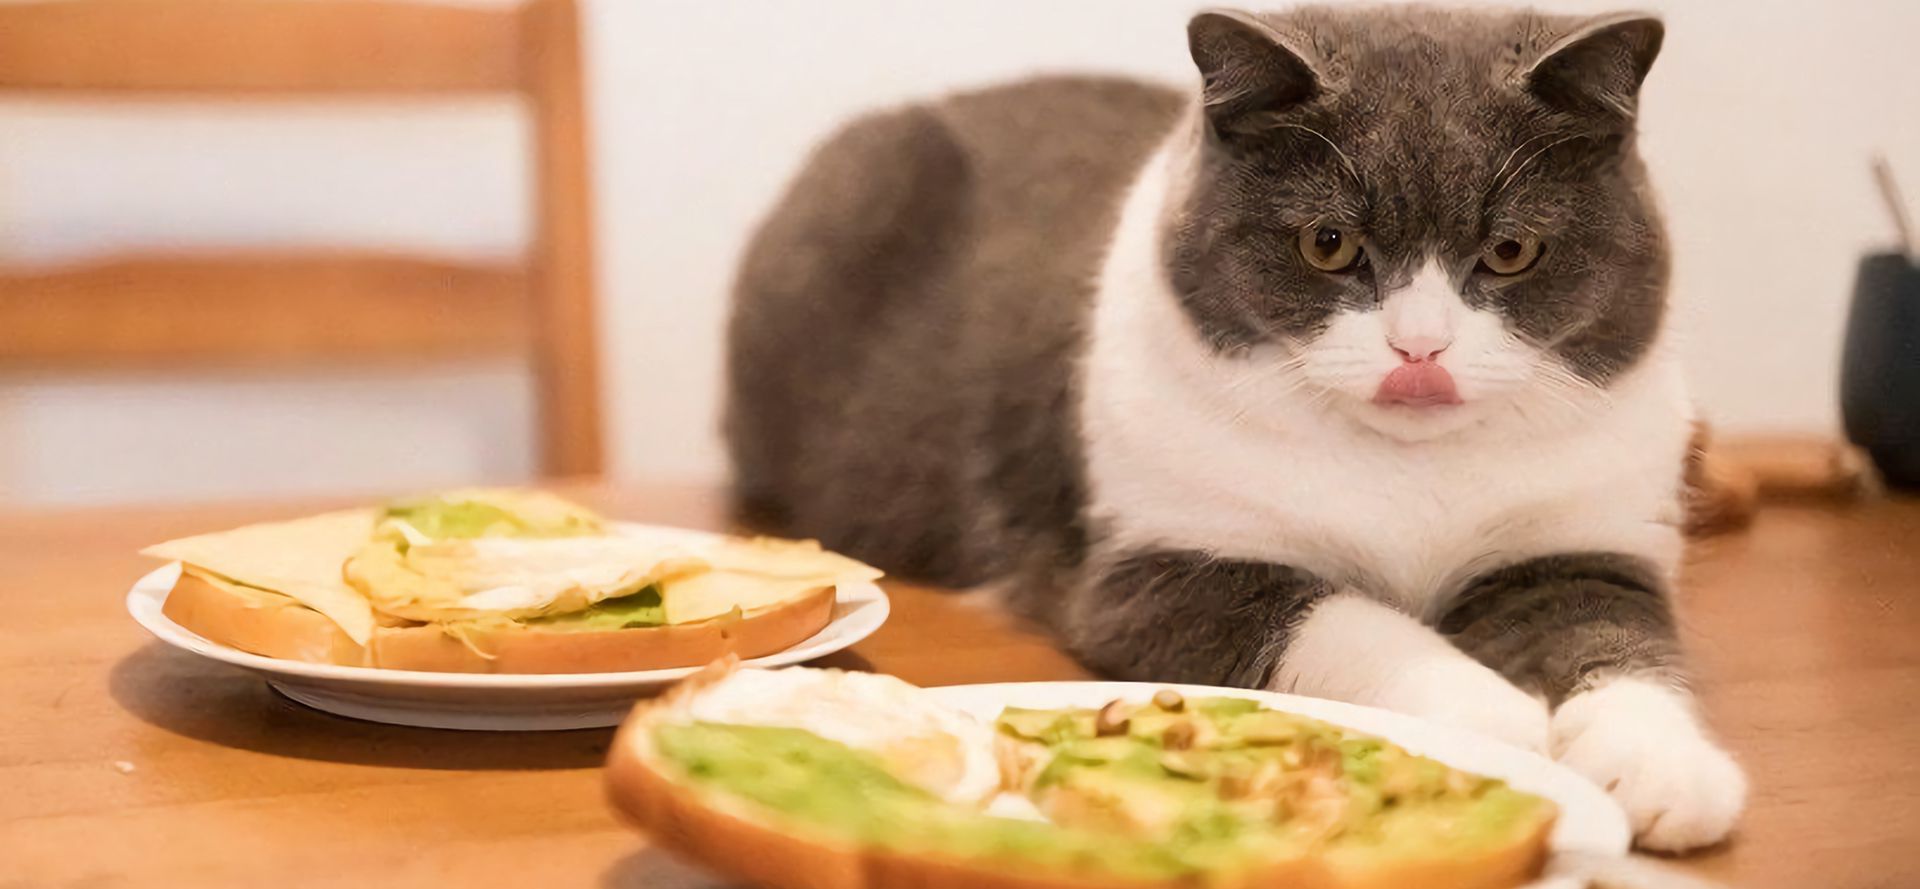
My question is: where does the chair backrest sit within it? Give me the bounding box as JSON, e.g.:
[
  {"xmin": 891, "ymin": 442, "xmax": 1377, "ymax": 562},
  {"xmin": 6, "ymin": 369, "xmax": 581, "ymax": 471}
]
[{"xmin": 0, "ymin": 0, "xmax": 604, "ymax": 477}]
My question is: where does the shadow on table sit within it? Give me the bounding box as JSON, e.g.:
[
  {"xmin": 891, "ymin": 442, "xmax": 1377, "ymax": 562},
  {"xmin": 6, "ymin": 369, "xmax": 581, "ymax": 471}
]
[
  {"xmin": 801, "ymin": 648, "xmax": 875, "ymax": 673},
  {"xmin": 109, "ymin": 642, "xmax": 611, "ymax": 770},
  {"xmin": 601, "ymin": 847, "xmax": 742, "ymax": 889}
]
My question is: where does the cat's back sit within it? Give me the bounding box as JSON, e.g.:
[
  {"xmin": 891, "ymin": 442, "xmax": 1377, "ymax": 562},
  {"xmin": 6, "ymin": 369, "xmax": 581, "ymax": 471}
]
[
  {"xmin": 727, "ymin": 76, "xmax": 1184, "ymax": 584},
  {"xmin": 926, "ymin": 76, "xmax": 1187, "ymax": 267}
]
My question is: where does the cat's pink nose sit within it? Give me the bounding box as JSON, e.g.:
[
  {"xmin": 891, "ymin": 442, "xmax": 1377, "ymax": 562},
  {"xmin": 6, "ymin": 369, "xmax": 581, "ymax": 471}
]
[{"xmin": 1389, "ymin": 335, "xmax": 1451, "ymax": 363}]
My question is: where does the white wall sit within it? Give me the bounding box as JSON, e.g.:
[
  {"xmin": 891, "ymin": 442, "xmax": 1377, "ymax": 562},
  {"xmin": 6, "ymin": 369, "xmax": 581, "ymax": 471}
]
[{"xmin": 4, "ymin": 0, "xmax": 1916, "ymax": 505}]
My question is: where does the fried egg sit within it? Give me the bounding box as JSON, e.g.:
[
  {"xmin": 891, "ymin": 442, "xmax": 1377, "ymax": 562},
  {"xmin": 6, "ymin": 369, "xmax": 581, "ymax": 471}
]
[{"xmin": 680, "ymin": 667, "xmax": 1001, "ymax": 806}]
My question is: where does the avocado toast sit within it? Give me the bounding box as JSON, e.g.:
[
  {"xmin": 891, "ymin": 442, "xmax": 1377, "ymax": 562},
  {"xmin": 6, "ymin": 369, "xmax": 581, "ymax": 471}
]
[{"xmin": 607, "ymin": 661, "xmax": 1557, "ymax": 889}]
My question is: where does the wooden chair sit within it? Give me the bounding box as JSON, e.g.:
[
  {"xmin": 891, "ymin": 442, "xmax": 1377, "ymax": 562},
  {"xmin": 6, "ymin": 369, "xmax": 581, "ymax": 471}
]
[{"xmin": 0, "ymin": 0, "xmax": 604, "ymax": 477}]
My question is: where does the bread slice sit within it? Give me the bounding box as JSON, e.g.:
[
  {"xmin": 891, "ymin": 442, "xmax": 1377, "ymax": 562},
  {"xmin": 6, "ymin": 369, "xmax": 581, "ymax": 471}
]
[
  {"xmin": 605, "ymin": 662, "xmax": 1555, "ymax": 889},
  {"xmin": 162, "ymin": 570, "xmax": 835, "ymax": 673}
]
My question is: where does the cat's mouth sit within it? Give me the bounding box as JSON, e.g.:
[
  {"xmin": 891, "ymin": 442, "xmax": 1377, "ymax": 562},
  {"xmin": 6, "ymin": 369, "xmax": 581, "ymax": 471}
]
[{"xmin": 1372, "ymin": 363, "xmax": 1463, "ymax": 408}]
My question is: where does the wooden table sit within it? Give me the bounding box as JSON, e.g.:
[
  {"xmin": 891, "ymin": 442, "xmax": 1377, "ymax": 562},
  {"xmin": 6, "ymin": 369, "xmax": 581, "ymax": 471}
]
[{"xmin": 3, "ymin": 484, "xmax": 1916, "ymax": 889}]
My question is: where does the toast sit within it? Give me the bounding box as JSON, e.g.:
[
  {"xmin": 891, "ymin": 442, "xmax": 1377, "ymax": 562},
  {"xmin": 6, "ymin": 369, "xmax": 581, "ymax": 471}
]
[
  {"xmin": 162, "ymin": 569, "xmax": 835, "ymax": 673},
  {"xmin": 606, "ymin": 662, "xmax": 1556, "ymax": 889}
]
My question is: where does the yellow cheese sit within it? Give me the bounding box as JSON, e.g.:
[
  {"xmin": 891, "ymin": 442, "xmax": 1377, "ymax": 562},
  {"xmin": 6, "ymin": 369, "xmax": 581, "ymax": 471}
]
[
  {"xmin": 143, "ymin": 509, "xmax": 380, "ymax": 644},
  {"xmin": 661, "ymin": 537, "xmax": 881, "ymax": 625}
]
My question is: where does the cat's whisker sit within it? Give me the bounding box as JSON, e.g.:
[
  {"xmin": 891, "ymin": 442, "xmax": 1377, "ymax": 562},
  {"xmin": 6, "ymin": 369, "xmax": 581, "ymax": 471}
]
[
  {"xmin": 1301, "ymin": 383, "xmax": 1342, "ymax": 411},
  {"xmin": 1491, "ymin": 132, "xmax": 1591, "ymax": 199},
  {"xmin": 1540, "ymin": 360, "xmax": 1606, "ymax": 398},
  {"xmin": 1272, "ymin": 123, "xmax": 1363, "ymax": 190},
  {"xmin": 1527, "ymin": 364, "xmax": 1608, "ymax": 417},
  {"xmin": 1223, "ymin": 353, "xmax": 1310, "ymax": 394},
  {"xmin": 1489, "ymin": 130, "xmax": 1567, "ymax": 197}
]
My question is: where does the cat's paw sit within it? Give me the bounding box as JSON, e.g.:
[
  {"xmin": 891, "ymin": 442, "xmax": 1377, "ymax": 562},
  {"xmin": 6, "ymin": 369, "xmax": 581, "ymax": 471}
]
[
  {"xmin": 1551, "ymin": 678, "xmax": 1747, "ymax": 852},
  {"xmin": 1378, "ymin": 659, "xmax": 1551, "ymax": 754}
]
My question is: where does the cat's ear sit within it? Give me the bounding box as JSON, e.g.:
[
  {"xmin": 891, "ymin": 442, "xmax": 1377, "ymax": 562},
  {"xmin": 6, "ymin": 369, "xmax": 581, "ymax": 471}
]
[
  {"xmin": 1525, "ymin": 13, "xmax": 1664, "ymax": 119},
  {"xmin": 1188, "ymin": 9, "xmax": 1320, "ymax": 135}
]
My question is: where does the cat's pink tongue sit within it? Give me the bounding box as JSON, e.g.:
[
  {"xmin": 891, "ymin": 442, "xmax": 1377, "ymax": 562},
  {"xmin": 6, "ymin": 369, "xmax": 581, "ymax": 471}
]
[{"xmin": 1374, "ymin": 363, "xmax": 1462, "ymax": 407}]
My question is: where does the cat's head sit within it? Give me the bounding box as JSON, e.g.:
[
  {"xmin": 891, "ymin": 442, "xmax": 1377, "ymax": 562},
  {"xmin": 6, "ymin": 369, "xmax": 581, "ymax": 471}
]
[{"xmin": 1163, "ymin": 5, "xmax": 1668, "ymax": 440}]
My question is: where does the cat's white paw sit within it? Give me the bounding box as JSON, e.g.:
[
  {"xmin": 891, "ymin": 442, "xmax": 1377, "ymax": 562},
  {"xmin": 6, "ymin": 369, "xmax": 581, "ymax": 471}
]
[
  {"xmin": 1377, "ymin": 659, "xmax": 1551, "ymax": 754},
  {"xmin": 1267, "ymin": 594, "xmax": 1550, "ymax": 753},
  {"xmin": 1552, "ymin": 678, "xmax": 1747, "ymax": 852}
]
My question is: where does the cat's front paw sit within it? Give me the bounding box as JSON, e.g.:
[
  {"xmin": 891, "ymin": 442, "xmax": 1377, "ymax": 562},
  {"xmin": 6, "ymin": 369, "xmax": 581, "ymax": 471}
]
[
  {"xmin": 1552, "ymin": 678, "xmax": 1747, "ymax": 852},
  {"xmin": 1378, "ymin": 659, "xmax": 1551, "ymax": 754}
]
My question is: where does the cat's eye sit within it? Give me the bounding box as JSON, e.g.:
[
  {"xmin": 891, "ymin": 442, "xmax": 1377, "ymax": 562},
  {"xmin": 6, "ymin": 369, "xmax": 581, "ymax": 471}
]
[
  {"xmin": 1478, "ymin": 237, "xmax": 1544, "ymax": 276},
  {"xmin": 1298, "ymin": 224, "xmax": 1365, "ymax": 273}
]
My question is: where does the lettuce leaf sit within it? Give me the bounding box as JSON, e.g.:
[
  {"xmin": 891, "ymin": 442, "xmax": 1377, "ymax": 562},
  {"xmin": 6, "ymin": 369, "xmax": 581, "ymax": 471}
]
[{"xmin": 525, "ymin": 585, "xmax": 665, "ymax": 631}]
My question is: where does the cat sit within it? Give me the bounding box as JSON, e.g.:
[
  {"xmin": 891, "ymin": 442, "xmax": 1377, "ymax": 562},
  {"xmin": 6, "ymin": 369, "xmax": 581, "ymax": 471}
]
[{"xmin": 725, "ymin": 5, "xmax": 1746, "ymax": 852}]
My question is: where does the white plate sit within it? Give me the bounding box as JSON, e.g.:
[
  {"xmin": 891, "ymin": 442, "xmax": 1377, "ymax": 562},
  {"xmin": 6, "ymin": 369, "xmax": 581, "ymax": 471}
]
[
  {"xmin": 124, "ymin": 523, "xmax": 891, "ymax": 731},
  {"xmin": 924, "ymin": 681, "xmax": 1630, "ymax": 887}
]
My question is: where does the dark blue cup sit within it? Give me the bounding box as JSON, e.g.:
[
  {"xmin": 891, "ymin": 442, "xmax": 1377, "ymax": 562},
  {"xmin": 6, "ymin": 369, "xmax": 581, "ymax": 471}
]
[{"xmin": 1841, "ymin": 252, "xmax": 1920, "ymax": 489}]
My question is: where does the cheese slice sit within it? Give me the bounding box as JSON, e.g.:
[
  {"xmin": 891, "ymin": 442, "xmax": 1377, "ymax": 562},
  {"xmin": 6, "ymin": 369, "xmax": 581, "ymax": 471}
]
[
  {"xmin": 659, "ymin": 572, "xmax": 833, "ymax": 625},
  {"xmin": 143, "ymin": 509, "xmax": 380, "ymax": 644},
  {"xmin": 661, "ymin": 537, "xmax": 882, "ymax": 625}
]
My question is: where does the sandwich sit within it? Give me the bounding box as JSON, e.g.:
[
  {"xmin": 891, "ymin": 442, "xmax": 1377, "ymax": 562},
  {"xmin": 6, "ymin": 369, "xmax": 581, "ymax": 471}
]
[
  {"xmin": 606, "ymin": 661, "xmax": 1558, "ymax": 889},
  {"xmin": 142, "ymin": 489, "xmax": 881, "ymax": 673}
]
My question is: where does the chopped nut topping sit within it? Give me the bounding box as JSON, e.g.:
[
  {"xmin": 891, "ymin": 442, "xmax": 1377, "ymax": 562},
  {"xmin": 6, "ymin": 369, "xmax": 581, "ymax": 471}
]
[
  {"xmin": 1445, "ymin": 769, "xmax": 1478, "ymax": 796},
  {"xmin": 1152, "ymin": 689, "xmax": 1186, "ymax": 712},
  {"xmin": 1159, "ymin": 751, "xmax": 1205, "ymax": 778},
  {"xmin": 1163, "ymin": 720, "xmax": 1197, "ymax": 750},
  {"xmin": 1095, "ymin": 699, "xmax": 1131, "ymax": 736}
]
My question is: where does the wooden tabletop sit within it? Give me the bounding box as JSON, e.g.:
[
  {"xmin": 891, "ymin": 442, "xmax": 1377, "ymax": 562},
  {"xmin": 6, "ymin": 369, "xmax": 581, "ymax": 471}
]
[{"xmin": 2, "ymin": 483, "xmax": 1915, "ymax": 889}]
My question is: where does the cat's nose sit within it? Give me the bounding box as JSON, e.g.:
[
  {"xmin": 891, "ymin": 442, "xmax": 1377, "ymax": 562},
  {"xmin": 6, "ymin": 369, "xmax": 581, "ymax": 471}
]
[{"xmin": 1389, "ymin": 335, "xmax": 1451, "ymax": 363}]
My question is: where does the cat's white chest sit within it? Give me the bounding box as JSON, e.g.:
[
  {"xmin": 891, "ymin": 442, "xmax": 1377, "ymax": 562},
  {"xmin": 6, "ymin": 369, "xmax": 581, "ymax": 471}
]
[{"xmin": 1078, "ymin": 348, "xmax": 1686, "ymax": 612}]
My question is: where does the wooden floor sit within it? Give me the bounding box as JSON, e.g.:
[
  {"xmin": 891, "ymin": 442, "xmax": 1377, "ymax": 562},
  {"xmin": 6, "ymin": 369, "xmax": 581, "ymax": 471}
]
[{"xmin": 0, "ymin": 485, "xmax": 1915, "ymax": 888}]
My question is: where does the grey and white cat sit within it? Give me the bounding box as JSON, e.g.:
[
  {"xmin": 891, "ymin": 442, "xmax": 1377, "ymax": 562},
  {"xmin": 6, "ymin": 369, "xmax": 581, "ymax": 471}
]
[{"xmin": 726, "ymin": 5, "xmax": 1746, "ymax": 851}]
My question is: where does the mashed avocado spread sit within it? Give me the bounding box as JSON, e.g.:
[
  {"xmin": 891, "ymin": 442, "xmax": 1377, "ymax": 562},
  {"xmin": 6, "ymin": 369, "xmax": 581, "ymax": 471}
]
[
  {"xmin": 654, "ymin": 696, "xmax": 1553, "ymax": 883},
  {"xmin": 654, "ymin": 722, "xmax": 1198, "ymax": 881},
  {"xmin": 999, "ymin": 696, "xmax": 1551, "ymax": 862}
]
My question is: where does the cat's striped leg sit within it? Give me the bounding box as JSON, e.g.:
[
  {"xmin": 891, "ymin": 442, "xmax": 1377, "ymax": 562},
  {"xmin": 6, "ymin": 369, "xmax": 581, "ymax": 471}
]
[
  {"xmin": 1060, "ymin": 550, "xmax": 1335, "ymax": 689},
  {"xmin": 1061, "ymin": 551, "xmax": 1550, "ymax": 751},
  {"xmin": 1268, "ymin": 593, "xmax": 1552, "ymax": 753},
  {"xmin": 1439, "ymin": 554, "xmax": 1747, "ymax": 852}
]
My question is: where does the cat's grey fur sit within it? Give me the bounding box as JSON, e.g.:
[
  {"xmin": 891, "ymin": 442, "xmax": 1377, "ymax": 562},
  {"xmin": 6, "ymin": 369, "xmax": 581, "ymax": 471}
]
[{"xmin": 728, "ymin": 77, "xmax": 1182, "ymax": 586}]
